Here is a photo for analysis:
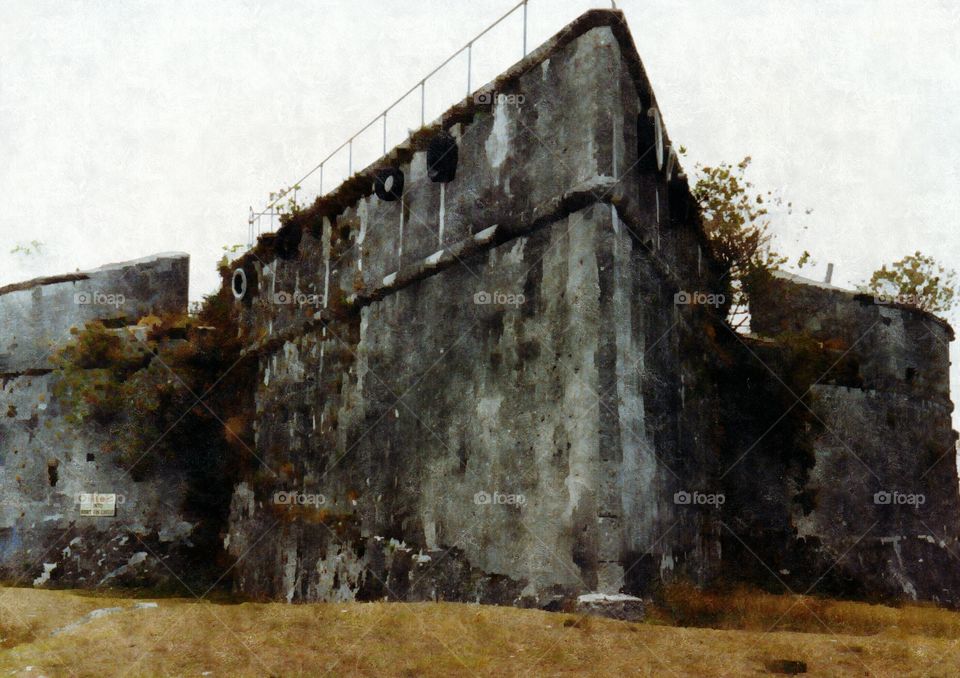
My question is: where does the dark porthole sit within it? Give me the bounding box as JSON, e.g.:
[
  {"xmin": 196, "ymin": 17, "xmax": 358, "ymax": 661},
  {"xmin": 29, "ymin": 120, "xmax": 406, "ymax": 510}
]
[
  {"xmin": 232, "ymin": 268, "xmax": 247, "ymax": 299},
  {"xmin": 374, "ymin": 168, "xmax": 405, "ymax": 201},
  {"xmin": 275, "ymin": 223, "xmax": 302, "ymax": 260},
  {"xmin": 427, "ymin": 131, "xmax": 458, "ymax": 183}
]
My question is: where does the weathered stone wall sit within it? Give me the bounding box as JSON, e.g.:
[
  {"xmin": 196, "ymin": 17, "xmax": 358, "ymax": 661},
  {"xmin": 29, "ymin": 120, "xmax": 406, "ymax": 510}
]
[
  {"xmin": 802, "ymin": 385, "xmax": 960, "ymax": 603},
  {"xmin": 732, "ymin": 272, "xmax": 960, "ymax": 606},
  {"xmin": 4, "ymin": 8, "xmax": 957, "ymax": 611},
  {"xmin": 0, "ymin": 253, "xmax": 189, "ymax": 375},
  {"xmin": 223, "ymin": 10, "xmax": 728, "ymax": 605},
  {"xmin": 751, "ymin": 271, "xmax": 951, "ymax": 398},
  {"xmin": 0, "ymin": 254, "xmax": 211, "ymax": 589}
]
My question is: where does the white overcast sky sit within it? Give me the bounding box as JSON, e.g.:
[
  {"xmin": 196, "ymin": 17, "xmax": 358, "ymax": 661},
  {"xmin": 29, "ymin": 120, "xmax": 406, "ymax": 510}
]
[{"xmin": 2, "ymin": 0, "xmax": 960, "ymax": 412}]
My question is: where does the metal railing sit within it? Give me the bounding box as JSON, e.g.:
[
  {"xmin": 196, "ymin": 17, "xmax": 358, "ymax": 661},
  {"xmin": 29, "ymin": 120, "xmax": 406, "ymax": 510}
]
[{"xmin": 246, "ymin": 0, "xmax": 615, "ymax": 246}]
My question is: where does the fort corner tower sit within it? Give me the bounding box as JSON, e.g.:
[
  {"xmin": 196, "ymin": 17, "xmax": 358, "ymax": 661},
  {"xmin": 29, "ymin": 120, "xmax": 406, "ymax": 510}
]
[{"xmin": 223, "ymin": 9, "xmax": 730, "ymax": 605}]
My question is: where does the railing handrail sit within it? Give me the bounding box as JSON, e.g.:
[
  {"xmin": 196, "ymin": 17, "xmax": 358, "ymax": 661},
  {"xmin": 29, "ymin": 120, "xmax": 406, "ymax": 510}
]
[{"xmin": 246, "ymin": 0, "xmax": 616, "ymax": 246}]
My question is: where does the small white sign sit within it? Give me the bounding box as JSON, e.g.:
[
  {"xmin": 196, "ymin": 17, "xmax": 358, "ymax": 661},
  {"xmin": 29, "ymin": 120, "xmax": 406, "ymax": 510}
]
[{"xmin": 79, "ymin": 493, "xmax": 117, "ymax": 517}]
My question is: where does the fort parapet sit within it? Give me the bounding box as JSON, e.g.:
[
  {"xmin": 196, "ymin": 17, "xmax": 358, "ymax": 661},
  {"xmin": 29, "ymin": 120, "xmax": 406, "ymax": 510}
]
[
  {"xmin": 220, "ymin": 9, "xmax": 725, "ymax": 605},
  {"xmin": 1, "ymin": 9, "xmax": 959, "ymax": 610}
]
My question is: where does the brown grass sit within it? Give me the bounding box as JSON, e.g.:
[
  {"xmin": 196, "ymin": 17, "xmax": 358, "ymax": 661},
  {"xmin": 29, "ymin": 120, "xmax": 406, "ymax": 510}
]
[
  {"xmin": 1, "ymin": 585, "xmax": 959, "ymax": 677},
  {"xmin": 652, "ymin": 582, "xmax": 960, "ymax": 639}
]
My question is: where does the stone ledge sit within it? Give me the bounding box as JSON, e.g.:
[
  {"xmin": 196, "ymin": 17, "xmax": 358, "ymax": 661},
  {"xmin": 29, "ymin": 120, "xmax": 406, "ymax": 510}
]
[{"xmin": 238, "ymin": 184, "xmax": 695, "ymax": 360}]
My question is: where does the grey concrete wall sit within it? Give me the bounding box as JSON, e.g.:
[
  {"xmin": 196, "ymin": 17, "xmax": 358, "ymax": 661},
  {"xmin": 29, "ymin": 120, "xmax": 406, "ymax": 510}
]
[
  {"xmin": 0, "ymin": 371, "xmax": 198, "ymax": 587},
  {"xmin": 229, "ymin": 208, "xmax": 612, "ymax": 603},
  {"xmin": 0, "ymin": 253, "xmax": 189, "ymax": 375},
  {"xmin": 0, "ymin": 254, "xmax": 204, "ymax": 589},
  {"xmin": 800, "ymin": 384, "xmax": 960, "ymax": 603},
  {"xmin": 751, "ymin": 271, "xmax": 952, "ymax": 399},
  {"xmin": 224, "ymin": 10, "xmax": 727, "ymax": 604},
  {"xmin": 226, "ymin": 199, "xmax": 724, "ymax": 604},
  {"xmin": 734, "ymin": 271, "xmax": 960, "ymax": 605}
]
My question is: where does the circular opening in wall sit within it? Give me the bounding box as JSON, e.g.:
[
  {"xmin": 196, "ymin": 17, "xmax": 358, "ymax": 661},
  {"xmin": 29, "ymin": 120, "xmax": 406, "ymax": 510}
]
[
  {"xmin": 427, "ymin": 131, "xmax": 459, "ymax": 183},
  {"xmin": 374, "ymin": 168, "xmax": 405, "ymax": 201},
  {"xmin": 232, "ymin": 267, "xmax": 247, "ymax": 299}
]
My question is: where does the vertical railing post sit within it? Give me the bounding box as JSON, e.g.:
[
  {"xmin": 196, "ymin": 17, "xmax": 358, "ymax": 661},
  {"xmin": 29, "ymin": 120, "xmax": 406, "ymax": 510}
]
[
  {"xmin": 420, "ymin": 80, "xmax": 425, "ymax": 127},
  {"xmin": 383, "ymin": 112, "xmax": 388, "ymax": 155},
  {"xmin": 320, "ymin": 163, "xmax": 324, "ymax": 195},
  {"xmin": 467, "ymin": 42, "xmax": 472, "ymax": 97},
  {"xmin": 348, "ymin": 139, "xmax": 353, "ymax": 175},
  {"xmin": 522, "ymin": 0, "xmax": 528, "ymax": 56}
]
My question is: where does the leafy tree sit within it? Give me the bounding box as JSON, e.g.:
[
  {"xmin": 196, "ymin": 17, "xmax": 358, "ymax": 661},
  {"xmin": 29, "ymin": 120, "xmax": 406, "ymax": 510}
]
[
  {"xmin": 863, "ymin": 252, "xmax": 957, "ymax": 313},
  {"xmin": 692, "ymin": 157, "xmax": 798, "ymax": 328},
  {"xmin": 52, "ymin": 299, "xmax": 247, "ymax": 477}
]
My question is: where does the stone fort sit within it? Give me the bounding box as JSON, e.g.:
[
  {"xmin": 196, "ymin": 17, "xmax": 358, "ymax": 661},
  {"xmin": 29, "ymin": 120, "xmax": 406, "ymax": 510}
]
[{"xmin": 2, "ymin": 9, "xmax": 959, "ymax": 609}]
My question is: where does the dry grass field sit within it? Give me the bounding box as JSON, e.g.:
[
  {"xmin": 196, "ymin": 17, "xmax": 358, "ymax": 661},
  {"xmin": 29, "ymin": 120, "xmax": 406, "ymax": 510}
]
[{"xmin": 1, "ymin": 585, "xmax": 959, "ymax": 676}]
